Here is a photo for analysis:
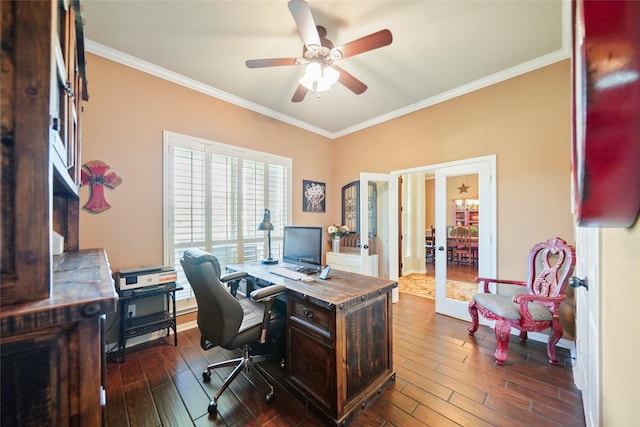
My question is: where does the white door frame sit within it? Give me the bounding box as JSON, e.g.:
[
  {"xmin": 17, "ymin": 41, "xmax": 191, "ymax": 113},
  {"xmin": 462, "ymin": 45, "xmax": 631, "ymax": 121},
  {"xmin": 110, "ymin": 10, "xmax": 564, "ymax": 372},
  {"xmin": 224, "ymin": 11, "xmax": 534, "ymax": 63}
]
[
  {"xmin": 434, "ymin": 158, "xmax": 496, "ymax": 319},
  {"xmin": 359, "ymin": 173, "xmax": 399, "ymax": 302},
  {"xmin": 391, "ymin": 155, "xmax": 497, "ymax": 318},
  {"xmin": 574, "ymin": 226, "xmax": 600, "ymax": 426}
]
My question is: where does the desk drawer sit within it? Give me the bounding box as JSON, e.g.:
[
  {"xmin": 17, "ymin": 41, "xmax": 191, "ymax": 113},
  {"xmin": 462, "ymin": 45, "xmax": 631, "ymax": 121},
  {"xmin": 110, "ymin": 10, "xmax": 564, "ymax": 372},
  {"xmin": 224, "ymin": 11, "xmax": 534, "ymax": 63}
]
[
  {"xmin": 288, "ymin": 326, "xmax": 334, "ymax": 411},
  {"xmin": 288, "ymin": 298, "xmax": 332, "ymax": 338}
]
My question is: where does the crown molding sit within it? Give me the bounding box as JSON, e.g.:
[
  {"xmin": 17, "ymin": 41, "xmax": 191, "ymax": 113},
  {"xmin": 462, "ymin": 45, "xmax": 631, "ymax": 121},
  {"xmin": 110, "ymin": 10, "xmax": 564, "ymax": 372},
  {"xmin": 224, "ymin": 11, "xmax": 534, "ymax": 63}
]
[
  {"xmin": 332, "ymin": 0, "xmax": 573, "ymax": 138},
  {"xmin": 87, "ymin": 0, "xmax": 570, "ymax": 143},
  {"xmin": 333, "ymin": 48, "xmax": 570, "ymax": 139},
  {"xmin": 85, "ymin": 39, "xmax": 335, "ymax": 139}
]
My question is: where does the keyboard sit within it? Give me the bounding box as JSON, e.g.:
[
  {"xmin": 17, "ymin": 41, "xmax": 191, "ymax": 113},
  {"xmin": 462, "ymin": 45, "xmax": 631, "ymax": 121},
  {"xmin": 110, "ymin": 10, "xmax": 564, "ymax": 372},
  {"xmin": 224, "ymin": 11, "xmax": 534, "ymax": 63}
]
[{"xmin": 270, "ymin": 266, "xmax": 307, "ymax": 281}]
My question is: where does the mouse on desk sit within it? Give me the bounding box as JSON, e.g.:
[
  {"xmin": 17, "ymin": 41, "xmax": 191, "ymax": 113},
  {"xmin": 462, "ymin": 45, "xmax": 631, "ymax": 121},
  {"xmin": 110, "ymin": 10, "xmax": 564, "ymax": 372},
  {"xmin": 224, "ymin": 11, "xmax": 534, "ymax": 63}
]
[{"xmin": 301, "ymin": 276, "xmax": 314, "ymax": 283}]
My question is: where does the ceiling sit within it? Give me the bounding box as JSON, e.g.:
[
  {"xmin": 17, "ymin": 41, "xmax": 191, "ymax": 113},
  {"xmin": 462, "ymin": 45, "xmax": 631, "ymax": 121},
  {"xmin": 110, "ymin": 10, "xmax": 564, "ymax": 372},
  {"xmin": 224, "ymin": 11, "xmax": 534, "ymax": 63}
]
[{"xmin": 82, "ymin": 0, "xmax": 569, "ymax": 139}]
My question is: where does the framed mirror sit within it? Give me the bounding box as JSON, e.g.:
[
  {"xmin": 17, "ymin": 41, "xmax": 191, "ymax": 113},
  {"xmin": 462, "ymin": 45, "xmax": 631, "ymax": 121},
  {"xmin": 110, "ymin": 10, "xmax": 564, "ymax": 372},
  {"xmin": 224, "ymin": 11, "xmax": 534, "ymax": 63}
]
[{"xmin": 341, "ymin": 181, "xmax": 377, "ymax": 236}]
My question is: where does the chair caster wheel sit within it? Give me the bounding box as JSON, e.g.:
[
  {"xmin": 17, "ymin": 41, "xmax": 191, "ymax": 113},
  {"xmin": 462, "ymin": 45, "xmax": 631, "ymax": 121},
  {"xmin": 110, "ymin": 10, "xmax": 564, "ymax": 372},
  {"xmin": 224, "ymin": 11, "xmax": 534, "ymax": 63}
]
[
  {"xmin": 265, "ymin": 391, "xmax": 275, "ymax": 404},
  {"xmin": 202, "ymin": 371, "xmax": 211, "ymax": 383},
  {"xmin": 208, "ymin": 401, "xmax": 217, "ymax": 414}
]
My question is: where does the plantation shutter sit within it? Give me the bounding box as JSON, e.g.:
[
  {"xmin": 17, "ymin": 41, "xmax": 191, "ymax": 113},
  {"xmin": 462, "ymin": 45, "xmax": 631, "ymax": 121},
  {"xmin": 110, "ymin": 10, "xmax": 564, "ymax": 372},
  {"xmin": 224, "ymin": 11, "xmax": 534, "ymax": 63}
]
[
  {"xmin": 171, "ymin": 145, "xmax": 206, "ymax": 300},
  {"xmin": 164, "ymin": 132, "xmax": 291, "ymax": 303},
  {"xmin": 210, "ymin": 153, "xmax": 239, "ymax": 265},
  {"xmin": 267, "ymin": 163, "xmax": 289, "ymax": 257}
]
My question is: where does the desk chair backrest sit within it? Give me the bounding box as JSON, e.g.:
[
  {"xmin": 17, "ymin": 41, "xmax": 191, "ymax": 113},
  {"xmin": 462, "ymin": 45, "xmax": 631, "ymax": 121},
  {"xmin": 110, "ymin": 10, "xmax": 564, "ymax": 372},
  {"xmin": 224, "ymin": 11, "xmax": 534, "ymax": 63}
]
[{"xmin": 180, "ymin": 249, "xmax": 244, "ymax": 347}]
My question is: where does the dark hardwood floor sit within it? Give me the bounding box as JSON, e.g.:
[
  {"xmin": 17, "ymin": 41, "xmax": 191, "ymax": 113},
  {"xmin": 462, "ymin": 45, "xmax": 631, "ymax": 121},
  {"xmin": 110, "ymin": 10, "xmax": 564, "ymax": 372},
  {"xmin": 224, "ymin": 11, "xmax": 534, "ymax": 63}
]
[
  {"xmin": 424, "ymin": 261, "xmax": 478, "ymax": 283},
  {"xmin": 106, "ymin": 293, "xmax": 585, "ymax": 426}
]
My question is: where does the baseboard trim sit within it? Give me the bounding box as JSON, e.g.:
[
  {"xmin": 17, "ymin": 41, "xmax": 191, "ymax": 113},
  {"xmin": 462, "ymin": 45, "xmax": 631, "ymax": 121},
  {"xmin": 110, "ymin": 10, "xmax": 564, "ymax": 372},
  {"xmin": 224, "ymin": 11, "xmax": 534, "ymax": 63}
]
[
  {"xmin": 177, "ymin": 320, "xmax": 198, "ymax": 333},
  {"xmin": 518, "ymin": 330, "xmax": 573, "ymax": 350}
]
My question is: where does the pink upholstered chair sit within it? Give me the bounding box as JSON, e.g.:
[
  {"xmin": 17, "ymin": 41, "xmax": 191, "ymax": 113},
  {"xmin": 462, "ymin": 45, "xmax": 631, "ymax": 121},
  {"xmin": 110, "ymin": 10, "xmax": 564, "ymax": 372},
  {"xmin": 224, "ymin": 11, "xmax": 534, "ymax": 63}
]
[{"xmin": 468, "ymin": 237, "xmax": 575, "ymax": 364}]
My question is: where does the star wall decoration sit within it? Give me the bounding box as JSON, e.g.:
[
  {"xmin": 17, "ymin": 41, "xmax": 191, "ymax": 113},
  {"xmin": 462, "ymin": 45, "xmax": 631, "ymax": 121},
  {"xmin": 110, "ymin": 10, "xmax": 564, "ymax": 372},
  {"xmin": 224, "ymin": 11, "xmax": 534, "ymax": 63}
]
[{"xmin": 458, "ymin": 183, "xmax": 470, "ymax": 194}]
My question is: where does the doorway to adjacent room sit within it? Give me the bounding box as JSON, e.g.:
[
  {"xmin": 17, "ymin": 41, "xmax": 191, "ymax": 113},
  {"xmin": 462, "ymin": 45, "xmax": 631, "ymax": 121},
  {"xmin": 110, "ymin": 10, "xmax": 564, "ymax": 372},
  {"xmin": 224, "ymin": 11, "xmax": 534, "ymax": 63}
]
[{"xmin": 394, "ymin": 155, "xmax": 496, "ymax": 321}]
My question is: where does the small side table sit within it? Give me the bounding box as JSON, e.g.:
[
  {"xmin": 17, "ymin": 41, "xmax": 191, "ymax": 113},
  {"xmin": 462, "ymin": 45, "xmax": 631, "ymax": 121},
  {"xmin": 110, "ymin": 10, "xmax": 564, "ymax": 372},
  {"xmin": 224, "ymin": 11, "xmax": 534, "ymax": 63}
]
[{"xmin": 115, "ymin": 283, "xmax": 183, "ymax": 362}]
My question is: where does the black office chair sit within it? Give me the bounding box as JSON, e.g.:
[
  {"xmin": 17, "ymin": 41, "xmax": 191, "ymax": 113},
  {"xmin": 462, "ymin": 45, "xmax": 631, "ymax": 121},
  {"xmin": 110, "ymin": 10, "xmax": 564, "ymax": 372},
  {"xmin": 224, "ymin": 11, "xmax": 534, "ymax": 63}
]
[{"xmin": 180, "ymin": 248, "xmax": 285, "ymax": 415}]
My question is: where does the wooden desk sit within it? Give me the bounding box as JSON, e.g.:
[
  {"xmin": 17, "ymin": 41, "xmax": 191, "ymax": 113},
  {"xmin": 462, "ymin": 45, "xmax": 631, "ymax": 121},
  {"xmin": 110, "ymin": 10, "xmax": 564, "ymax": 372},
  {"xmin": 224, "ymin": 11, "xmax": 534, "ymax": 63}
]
[
  {"xmin": 227, "ymin": 262, "xmax": 397, "ymax": 426},
  {"xmin": 1, "ymin": 249, "xmax": 118, "ymax": 426}
]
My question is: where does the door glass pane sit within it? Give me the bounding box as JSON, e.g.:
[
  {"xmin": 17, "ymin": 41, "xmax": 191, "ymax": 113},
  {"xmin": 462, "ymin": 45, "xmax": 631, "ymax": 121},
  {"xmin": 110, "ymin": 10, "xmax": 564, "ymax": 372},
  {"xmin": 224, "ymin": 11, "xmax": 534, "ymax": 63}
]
[{"xmin": 445, "ymin": 174, "xmax": 479, "ymax": 302}]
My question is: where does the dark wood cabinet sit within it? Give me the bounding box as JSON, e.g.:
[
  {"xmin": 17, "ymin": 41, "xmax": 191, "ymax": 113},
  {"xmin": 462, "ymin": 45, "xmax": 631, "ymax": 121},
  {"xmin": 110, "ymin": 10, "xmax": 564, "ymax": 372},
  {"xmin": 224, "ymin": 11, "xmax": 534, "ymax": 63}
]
[
  {"xmin": 2, "ymin": 0, "xmax": 88, "ymax": 305},
  {"xmin": 1, "ymin": 250, "xmax": 118, "ymax": 426},
  {"xmin": 1, "ymin": 1, "xmax": 117, "ymax": 425},
  {"xmin": 287, "ymin": 296, "xmax": 336, "ymax": 412},
  {"xmin": 284, "ymin": 275, "xmax": 395, "ymax": 426}
]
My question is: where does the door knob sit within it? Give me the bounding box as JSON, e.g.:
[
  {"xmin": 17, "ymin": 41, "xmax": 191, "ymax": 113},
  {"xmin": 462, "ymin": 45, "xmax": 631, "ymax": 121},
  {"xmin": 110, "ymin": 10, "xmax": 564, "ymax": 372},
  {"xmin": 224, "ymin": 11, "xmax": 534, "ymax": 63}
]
[
  {"xmin": 569, "ymin": 276, "xmax": 589, "ymax": 290},
  {"xmin": 438, "ymin": 246, "xmax": 445, "ymax": 251}
]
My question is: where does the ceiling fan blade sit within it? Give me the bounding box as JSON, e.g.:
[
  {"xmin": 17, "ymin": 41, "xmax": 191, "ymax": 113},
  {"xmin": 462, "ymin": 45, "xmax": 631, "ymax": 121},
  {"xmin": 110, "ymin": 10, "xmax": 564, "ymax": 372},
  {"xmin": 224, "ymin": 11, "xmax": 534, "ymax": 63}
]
[
  {"xmin": 245, "ymin": 58, "xmax": 300, "ymax": 68},
  {"xmin": 334, "ymin": 65, "xmax": 367, "ymax": 95},
  {"xmin": 331, "ymin": 29, "xmax": 393, "ymax": 60},
  {"xmin": 291, "ymin": 84, "xmax": 308, "ymax": 102},
  {"xmin": 288, "ymin": 0, "xmax": 321, "ymax": 49}
]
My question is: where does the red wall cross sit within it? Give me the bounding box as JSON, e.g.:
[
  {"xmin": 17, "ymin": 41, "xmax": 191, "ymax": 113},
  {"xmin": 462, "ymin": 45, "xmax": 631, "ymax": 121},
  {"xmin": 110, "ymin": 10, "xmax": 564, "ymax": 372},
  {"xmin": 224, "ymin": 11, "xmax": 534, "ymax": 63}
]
[{"xmin": 81, "ymin": 160, "xmax": 123, "ymax": 213}]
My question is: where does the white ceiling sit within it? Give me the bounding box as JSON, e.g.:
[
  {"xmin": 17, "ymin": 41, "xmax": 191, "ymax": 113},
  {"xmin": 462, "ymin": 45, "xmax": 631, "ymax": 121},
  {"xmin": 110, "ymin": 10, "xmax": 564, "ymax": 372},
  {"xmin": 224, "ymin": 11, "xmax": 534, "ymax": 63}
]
[{"xmin": 82, "ymin": 0, "xmax": 569, "ymax": 139}]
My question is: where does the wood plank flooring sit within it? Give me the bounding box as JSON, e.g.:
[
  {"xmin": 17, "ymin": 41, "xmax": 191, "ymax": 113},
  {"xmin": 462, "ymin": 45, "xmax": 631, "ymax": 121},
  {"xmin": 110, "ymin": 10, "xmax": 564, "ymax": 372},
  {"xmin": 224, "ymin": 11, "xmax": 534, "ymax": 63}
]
[{"xmin": 106, "ymin": 293, "xmax": 585, "ymax": 426}]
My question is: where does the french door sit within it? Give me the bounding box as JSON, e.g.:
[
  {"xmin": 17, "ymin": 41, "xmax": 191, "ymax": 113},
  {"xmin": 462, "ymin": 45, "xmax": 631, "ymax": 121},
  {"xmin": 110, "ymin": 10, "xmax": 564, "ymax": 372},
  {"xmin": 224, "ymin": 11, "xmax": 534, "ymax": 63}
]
[
  {"xmin": 359, "ymin": 173, "xmax": 399, "ymax": 300},
  {"xmin": 434, "ymin": 157, "xmax": 496, "ymax": 320}
]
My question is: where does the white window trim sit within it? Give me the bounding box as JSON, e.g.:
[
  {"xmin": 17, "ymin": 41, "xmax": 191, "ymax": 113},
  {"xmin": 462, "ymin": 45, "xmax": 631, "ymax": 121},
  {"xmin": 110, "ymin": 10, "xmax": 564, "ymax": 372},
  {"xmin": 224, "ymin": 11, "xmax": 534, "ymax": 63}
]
[{"xmin": 163, "ymin": 131, "xmax": 292, "ymax": 308}]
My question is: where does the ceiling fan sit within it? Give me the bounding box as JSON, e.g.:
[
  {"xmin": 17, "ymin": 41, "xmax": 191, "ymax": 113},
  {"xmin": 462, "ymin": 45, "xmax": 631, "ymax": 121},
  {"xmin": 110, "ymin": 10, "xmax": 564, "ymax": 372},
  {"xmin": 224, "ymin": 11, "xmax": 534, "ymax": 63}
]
[{"xmin": 245, "ymin": 0, "xmax": 393, "ymax": 102}]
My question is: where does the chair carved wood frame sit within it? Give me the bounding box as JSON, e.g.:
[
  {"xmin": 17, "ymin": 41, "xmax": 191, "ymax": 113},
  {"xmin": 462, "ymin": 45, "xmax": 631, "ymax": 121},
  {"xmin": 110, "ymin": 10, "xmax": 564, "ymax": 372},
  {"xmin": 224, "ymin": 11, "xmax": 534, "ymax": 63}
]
[{"xmin": 468, "ymin": 237, "xmax": 576, "ymax": 365}]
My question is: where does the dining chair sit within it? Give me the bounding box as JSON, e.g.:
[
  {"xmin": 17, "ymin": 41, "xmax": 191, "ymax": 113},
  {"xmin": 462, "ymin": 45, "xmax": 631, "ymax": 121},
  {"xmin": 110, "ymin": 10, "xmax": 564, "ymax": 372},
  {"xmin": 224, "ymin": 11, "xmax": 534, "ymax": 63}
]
[{"xmin": 451, "ymin": 226, "xmax": 473, "ymax": 265}]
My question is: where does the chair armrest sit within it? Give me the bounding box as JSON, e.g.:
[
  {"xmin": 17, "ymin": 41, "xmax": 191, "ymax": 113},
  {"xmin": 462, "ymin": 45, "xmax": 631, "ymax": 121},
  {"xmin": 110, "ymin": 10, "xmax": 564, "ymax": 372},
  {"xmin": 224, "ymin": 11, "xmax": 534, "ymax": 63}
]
[
  {"xmin": 513, "ymin": 293, "xmax": 565, "ymax": 309},
  {"xmin": 221, "ymin": 271, "xmax": 248, "ymax": 297},
  {"xmin": 250, "ymin": 284, "xmax": 286, "ymax": 303},
  {"xmin": 475, "ymin": 277, "xmax": 526, "ymax": 294},
  {"xmin": 513, "ymin": 293, "xmax": 565, "ymax": 326},
  {"xmin": 220, "ymin": 271, "xmax": 248, "ymax": 283},
  {"xmin": 250, "ymin": 284, "xmax": 286, "ymax": 343}
]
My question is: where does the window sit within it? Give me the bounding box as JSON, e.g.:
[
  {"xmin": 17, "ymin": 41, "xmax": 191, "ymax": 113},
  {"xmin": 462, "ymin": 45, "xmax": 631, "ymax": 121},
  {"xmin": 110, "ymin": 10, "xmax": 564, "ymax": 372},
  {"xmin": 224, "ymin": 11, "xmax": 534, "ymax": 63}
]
[{"xmin": 163, "ymin": 131, "xmax": 291, "ymax": 305}]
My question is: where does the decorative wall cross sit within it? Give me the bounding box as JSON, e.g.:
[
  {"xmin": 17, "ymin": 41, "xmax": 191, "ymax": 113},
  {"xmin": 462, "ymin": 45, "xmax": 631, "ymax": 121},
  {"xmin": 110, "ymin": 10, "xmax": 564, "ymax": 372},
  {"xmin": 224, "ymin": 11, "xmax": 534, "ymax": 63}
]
[{"xmin": 81, "ymin": 160, "xmax": 122, "ymax": 213}]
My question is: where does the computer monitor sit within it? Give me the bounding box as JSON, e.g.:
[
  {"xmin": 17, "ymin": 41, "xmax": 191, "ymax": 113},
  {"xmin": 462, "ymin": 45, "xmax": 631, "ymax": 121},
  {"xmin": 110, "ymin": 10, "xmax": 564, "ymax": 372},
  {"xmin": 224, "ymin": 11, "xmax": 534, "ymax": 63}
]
[{"xmin": 282, "ymin": 226, "xmax": 323, "ymax": 272}]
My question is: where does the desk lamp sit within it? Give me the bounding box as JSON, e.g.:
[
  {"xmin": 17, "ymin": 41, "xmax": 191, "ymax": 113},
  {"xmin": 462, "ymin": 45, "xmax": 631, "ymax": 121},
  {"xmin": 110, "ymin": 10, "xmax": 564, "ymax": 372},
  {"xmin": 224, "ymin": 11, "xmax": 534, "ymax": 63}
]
[{"xmin": 258, "ymin": 208, "xmax": 278, "ymax": 264}]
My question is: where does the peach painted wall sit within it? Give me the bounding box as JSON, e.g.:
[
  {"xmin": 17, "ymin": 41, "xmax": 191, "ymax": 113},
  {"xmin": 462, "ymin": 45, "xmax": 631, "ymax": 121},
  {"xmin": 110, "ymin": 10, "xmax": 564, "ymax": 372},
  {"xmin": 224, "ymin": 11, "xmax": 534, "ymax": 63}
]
[
  {"xmin": 80, "ymin": 54, "xmax": 334, "ymax": 271},
  {"xmin": 601, "ymin": 224, "xmax": 640, "ymax": 425},
  {"xmin": 80, "ymin": 53, "xmax": 640, "ymax": 422},
  {"xmin": 81, "ymin": 55, "xmax": 574, "ymax": 280},
  {"xmin": 333, "ymin": 61, "xmax": 574, "ymax": 279}
]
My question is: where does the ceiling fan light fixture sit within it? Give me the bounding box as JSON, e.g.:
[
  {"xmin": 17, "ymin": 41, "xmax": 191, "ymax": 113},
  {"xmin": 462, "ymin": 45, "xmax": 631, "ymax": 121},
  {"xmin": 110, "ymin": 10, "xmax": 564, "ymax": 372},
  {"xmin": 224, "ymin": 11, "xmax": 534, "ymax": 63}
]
[
  {"xmin": 304, "ymin": 62, "xmax": 322, "ymax": 80},
  {"xmin": 299, "ymin": 64, "xmax": 340, "ymax": 93},
  {"xmin": 247, "ymin": 0, "xmax": 391, "ymax": 102},
  {"xmin": 323, "ymin": 66, "xmax": 340, "ymax": 86}
]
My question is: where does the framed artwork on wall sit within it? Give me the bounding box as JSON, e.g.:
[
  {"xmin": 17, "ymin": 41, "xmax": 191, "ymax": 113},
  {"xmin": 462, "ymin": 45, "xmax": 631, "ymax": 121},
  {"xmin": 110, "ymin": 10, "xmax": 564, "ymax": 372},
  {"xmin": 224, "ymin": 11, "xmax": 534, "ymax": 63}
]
[{"xmin": 303, "ymin": 180, "xmax": 326, "ymax": 213}]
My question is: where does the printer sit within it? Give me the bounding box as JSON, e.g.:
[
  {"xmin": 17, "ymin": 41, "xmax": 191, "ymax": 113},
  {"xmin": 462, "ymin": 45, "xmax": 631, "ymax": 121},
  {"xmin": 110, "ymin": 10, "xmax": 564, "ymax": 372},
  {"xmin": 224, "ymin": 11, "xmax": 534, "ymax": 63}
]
[{"xmin": 115, "ymin": 265, "xmax": 177, "ymax": 292}]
